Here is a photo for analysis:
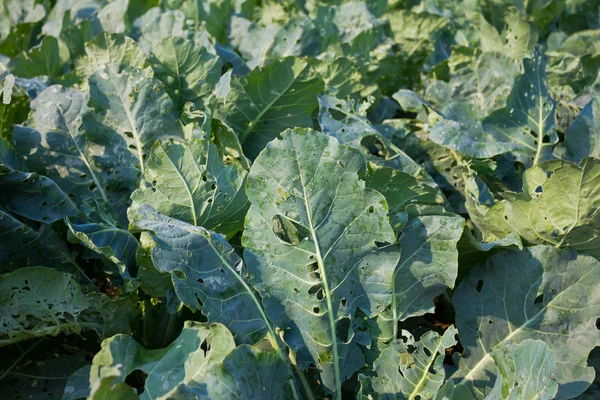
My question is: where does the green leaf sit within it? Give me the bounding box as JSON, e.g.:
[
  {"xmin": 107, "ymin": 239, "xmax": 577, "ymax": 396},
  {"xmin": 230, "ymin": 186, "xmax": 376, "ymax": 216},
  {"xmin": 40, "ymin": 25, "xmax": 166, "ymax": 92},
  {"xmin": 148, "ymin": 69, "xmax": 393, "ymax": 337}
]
[
  {"xmin": 85, "ymin": 320, "xmax": 293, "ymax": 399},
  {"xmin": 84, "ymin": 64, "xmax": 184, "ymax": 174},
  {"xmin": 0, "ymin": 267, "xmax": 98, "ymax": 346},
  {"xmin": 476, "ymin": 7, "xmax": 538, "ymax": 59},
  {"xmin": 361, "ymin": 162, "xmax": 444, "ymax": 231},
  {"xmin": 318, "ymin": 94, "xmax": 438, "ymax": 187},
  {"xmin": 473, "ymin": 158, "xmax": 600, "ymax": 260},
  {"xmin": 242, "ymin": 128, "xmax": 401, "ymax": 395},
  {"xmin": 486, "ymin": 340, "xmax": 558, "ymax": 400},
  {"xmin": 135, "ymin": 231, "xmax": 173, "ymax": 297},
  {"xmin": 74, "ymin": 32, "xmax": 149, "ymax": 82},
  {"xmin": 216, "ymin": 57, "xmax": 324, "ymax": 158},
  {"xmin": 555, "ymin": 100, "xmax": 600, "ymax": 163},
  {"xmin": 481, "ymin": 49, "xmax": 558, "ymax": 166},
  {"xmin": 133, "ymin": 206, "xmax": 268, "ymax": 344},
  {"xmin": 371, "ymin": 326, "xmax": 458, "ymax": 399},
  {"xmin": 150, "ymin": 36, "xmax": 222, "ymax": 108},
  {"xmin": 228, "ymin": 15, "xmax": 279, "ymax": 69},
  {"xmin": 10, "ymin": 36, "xmax": 63, "ymax": 78},
  {"xmin": 196, "ymin": 344, "xmax": 293, "ymax": 400},
  {"xmin": 0, "ymin": 136, "xmax": 76, "ymax": 223},
  {"xmin": 128, "ymin": 138, "xmax": 249, "ymax": 238},
  {"xmin": 11, "ymin": 85, "xmax": 135, "ymax": 220},
  {"xmin": 66, "ymin": 220, "xmax": 138, "ymax": 277},
  {"xmin": 0, "ymin": 209, "xmax": 78, "ymax": 273},
  {"xmin": 450, "ymin": 246, "xmax": 600, "ymax": 399}
]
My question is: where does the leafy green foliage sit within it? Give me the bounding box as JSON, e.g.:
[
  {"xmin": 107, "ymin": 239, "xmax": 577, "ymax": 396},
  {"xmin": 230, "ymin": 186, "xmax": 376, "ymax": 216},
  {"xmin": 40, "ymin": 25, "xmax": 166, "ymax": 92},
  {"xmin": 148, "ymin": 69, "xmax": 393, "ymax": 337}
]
[{"xmin": 1, "ymin": 1, "xmax": 599, "ymax": 399}]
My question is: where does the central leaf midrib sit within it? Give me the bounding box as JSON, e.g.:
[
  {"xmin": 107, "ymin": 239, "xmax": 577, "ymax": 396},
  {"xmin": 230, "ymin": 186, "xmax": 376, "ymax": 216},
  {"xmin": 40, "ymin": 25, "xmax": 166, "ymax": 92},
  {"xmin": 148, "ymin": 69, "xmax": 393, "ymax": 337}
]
[
  {"xmin": 161, "ymin": 145, "xmax": 198, "ymax": 225},
  {"xmin": 113, "ymin": 77, "xmax": 145, "ymax": 174},
  {"xmin": 57, "ymin": 104, "xmax": 108, "ymax": 203},
  {"xmin": 293, "ymin": 143, "xmax": 342, "ymax": 399}
]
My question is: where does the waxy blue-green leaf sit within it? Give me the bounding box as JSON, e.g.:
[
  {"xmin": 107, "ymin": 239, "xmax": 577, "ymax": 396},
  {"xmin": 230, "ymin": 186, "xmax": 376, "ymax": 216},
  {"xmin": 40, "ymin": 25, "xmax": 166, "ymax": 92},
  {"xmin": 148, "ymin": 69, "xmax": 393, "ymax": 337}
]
[
  {"xmin": 0, "ymin": 266, "xmax": 98, "ymax": 346},
  {"xmin": 150, "ymin": 36, "xmax": 222, "ymax": 108},
  {"xmin": 216, "ymin": 57, "xmax": 324, "ymax": 159},
  {"xmin": 450, "ymin": 246, "xmax": 600, "ymax": 399},
  {"xmin": 481, "ymin": 50, "xmax": 558, "ymax": 166},
  {"xmin": 371, "ymin": 326, "xmax": 458, "ymax": 399},
  {"xmin": 0, "ymin": 209, "xmax": 78, "ymax": 273},
  {"xmin": 11, "ymin": 85, "xmax": 136, "ymax": 216},
  {"xmin": 243, "ymin": 128, "xmax": 401, "ymax": 397},
  {"xmin": 486, "ymin": 340, "xmax": 558, "ymax": 400},
  {"xmin": 476, "ymin": 7, "xmax": 538, "ymax": 60},
  {"xmin": 228, "ymin": 15, "xmax": 279, "ymax": 69},
  {"xmin": 88, "ymin": 322, "xmax": 236, "ymax": 400},
  {"xmin": 128, "ymin": 138, "xmax": 249, "ymax": 238},
  {"xmin": 84, "ymin": 321, "xmax": 291, "ymax": 400},
  {"xmin": 84, "ymin": 64, "xmax": 184, "ymax": 174},
  {"xmin": 74, "ymin": 32, "xmax": 149, "ymax": 82},
  {"xmin": 555, "ymin": 100, "xmax": 600, "ymax": 162},
  {"xmin": 319, "ymin": 94, "xmax": 438, "ymax": 187},
  {"xmin": 66, "ymin": 219, "xmax": 138, "ymax": 277},
  {"xmin": 360, "ymin": 162, "xmax": 444, "ymax": 231},
  {"xmin": 0, "ymin": 136, "xmax": 76, "ymax": 223},
  {"xmin": 132, "ymin": 206, "xmax": 268, "ymax": 344}
]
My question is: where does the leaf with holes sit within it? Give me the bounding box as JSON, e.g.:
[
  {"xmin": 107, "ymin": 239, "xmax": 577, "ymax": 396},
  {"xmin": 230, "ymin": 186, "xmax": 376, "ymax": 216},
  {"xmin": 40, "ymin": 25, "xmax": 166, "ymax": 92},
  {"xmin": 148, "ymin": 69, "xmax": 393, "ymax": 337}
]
[
  {"xmin": 128, "ymin": 138, "xmax": 249, "ymax": 238},
  {"xmin": 84, "ymin": 64, "xmax": 184, "ymax": 174},
  {"xmin": 448, "ymin": 246, "xmax": 600, "ymax": 399},
  {"xmin": 242, "ymin": 128, "xmax": 401, "ymax": 395},
  {"xmin": 370, "ymin": 326, "xmax": 458, "ymax": 399},
  {"xmin": 215, "ymin": 57, "xmax": 324, "ymax": 158}
]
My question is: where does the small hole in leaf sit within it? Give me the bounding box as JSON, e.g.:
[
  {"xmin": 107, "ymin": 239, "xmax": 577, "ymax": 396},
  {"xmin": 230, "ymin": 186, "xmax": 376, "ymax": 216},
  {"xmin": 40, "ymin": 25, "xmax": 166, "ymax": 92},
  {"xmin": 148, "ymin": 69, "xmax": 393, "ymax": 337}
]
[
  {"xmin": 313, "ymin": 307, "xmax": 320, "ymax": 313},
  {"xmin": 476, "ymin": 280, "xmax": 484, "ymax": 293}
]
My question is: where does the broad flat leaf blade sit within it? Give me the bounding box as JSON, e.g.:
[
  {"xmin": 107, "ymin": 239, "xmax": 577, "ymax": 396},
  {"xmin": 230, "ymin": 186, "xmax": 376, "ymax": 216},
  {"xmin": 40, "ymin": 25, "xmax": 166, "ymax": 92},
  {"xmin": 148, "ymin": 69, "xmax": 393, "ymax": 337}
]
[
  {"xmin": 242, "ymin": 128, "xmax": 401, "ymax": 394},
  {"xmin": 84, "ymin": 64, "xmax": 184, "ymax": 173},
  {"xmin": 128, "ymin": 138, "xmax": 249, "ymax": 238},
  {"xmin": 476, "ymin": 158, "xmax": 600, "ymax": 259},
  {"xmin": 150, "ymin": 36, "xmax": 222, "ymax": 108},
  {"xmin": 0, "ymin": 136, "xmax": 76, "ymax": 223},
  {"xmin": 0, "ymin": 267, "xmax": 95, "ymax": 346},
  {"xmin": 11, "ymin": 85, "xmax": 136, "ymax": 221},
  {"xmin": 486, "ymin": 339, "xmax": 558, "ymax": 400},
  {"xmin": 451, "ymin": 246, "xmax": 600, "ymax": 399},
  {"xmin": 133, "ymin": 206, "xmax": 267, "ymax": 344},
  {"xmin": 216, "ymin": 57, "xmax": 324, "ymax": 158},
  {"xmin": 372, "ymin": 326, "xmax": 458, "ymax": 399},
  {"xmin": 74, "ymin": 32, "xmax": 149, "ymax": 82},
  {"xmin": 481, "ymin": 49, "xmax": 557, "ymax": 166}
]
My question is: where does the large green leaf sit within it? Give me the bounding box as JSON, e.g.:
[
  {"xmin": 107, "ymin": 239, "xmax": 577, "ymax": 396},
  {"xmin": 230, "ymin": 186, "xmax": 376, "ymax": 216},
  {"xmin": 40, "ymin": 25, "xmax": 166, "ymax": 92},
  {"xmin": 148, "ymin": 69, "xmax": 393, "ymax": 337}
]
[
  {"xmin": 74, "ymin": 32, "xmax": 149, "ymax": 82},
  {"xmin": 128, "ymin": 138, "xmax": 248, "ymax": 238},
  {"xmin": 485, "ymin": 340, "xmax": 558, "ymax": 400},
  {"xmin": 0, "ymin": 136, "xmax": 76, "ymax": 223},
  {"xmin": 449, "ymin": 246, "xmax": 600, "ymax": 399},
  {"xmin": 215, "ymin": 57, "xmax": 324, "ymax": 158},
  {"xmin": 476, "ymin": 7, "xmax": 538, "ymax": 60},
  {"xmin": 556, "ymin": 100, "xmax": 600, "ymax": 162},
  {"xmin": 77, "ymin": 321, "xmax": 292, "ymax": 400},
  {"xmin": 480, "ymin": 49, "xmax": 558, "ymax": 166},
  {"xmin": 84, "ymin": 64, "xmax": 184, "ymax": 174},
  {"xmin": 242, "ymin": 128, "xmax": 401, "ymax": 396},
  {"xmin": 0, "ymin": 209, "xmax": 78, "ymax": 273},
  {"xmin": 361, "ymin": 162, "xmax": 444, "ymax": 231},
  {"xmin": 132, "ymin": 206, "xmax": 268, "ymax": 344},
  {"xmin": 66, "ymin": 219, "xmax": 138, "ymax": 277},
  {"xmin": 11, "ymin": 85, "xmax": 136, "ymax": 217},
  {"xmin": 0, "ymin": 267, "xmax": 99, "ymax": 346},
  {"xmin": 473, "ymin": 158, "xmax": 600, "ymax": 260},
  {"xmin": 371, "ymin": 326, "xmax": 458, "ymax": 399},
  {"xmin": 10, "ymin": 36, "xmax": 64, "ymax": 78},
  {"xmin": 150, "ymin": 36, "xmax": 222, "ymax": 108}
]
